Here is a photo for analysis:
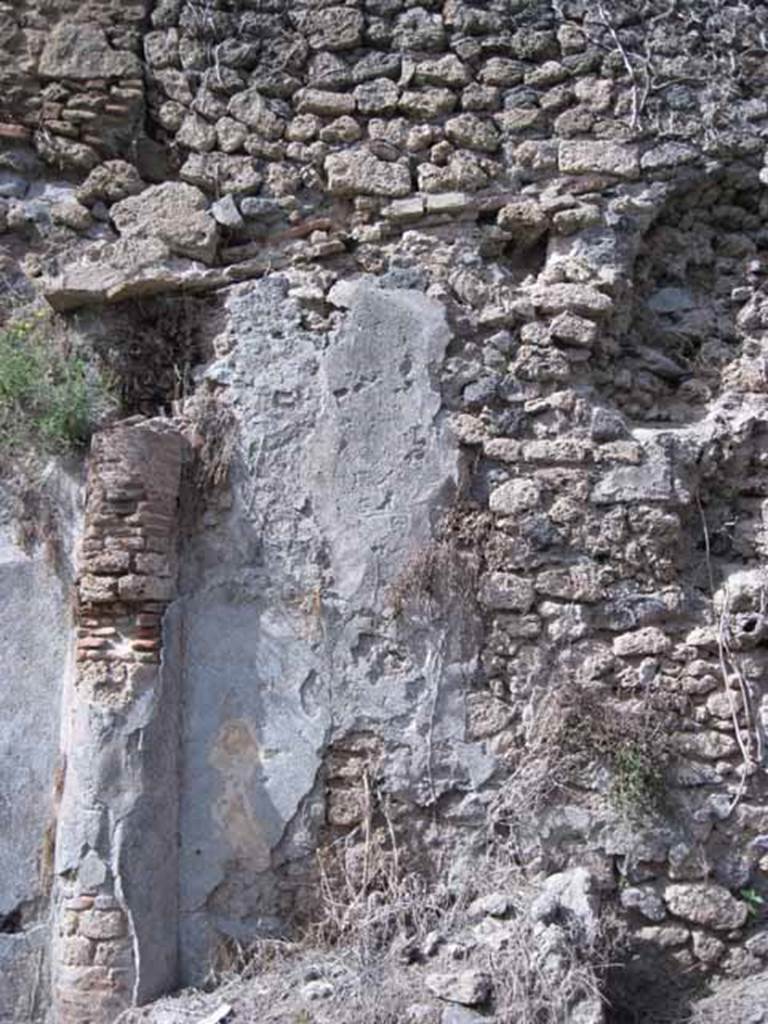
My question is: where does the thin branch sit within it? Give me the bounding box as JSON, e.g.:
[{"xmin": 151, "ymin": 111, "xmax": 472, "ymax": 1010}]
[
  {"xmin": 595, "ymin": 0, "xmax": 642, "ymax": 128},
  {"xmin": 697, "ymin": 492, "xmax": 755, "ymax": 814}
]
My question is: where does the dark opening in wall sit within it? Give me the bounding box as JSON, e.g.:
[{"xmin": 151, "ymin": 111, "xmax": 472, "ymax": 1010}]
[
  {"xmin": 0, "ymin": 905, "xmax": 22, "ymax": 934},
  {"xmin": 501, "ymin": 231, "xmax": 550, "ymax": 283},
  {"xmin": 603, "ymin": 944, "xmax": 700, "ymax": 1024},
  {"xmin": 78, "ymin": 292, "xmax": 220, "ymax": 418}
]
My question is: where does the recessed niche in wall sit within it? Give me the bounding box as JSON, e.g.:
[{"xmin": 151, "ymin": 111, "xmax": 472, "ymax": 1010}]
[{"xmin": 602, "ymin": 163, "xmax": 766, "ymax": 425}]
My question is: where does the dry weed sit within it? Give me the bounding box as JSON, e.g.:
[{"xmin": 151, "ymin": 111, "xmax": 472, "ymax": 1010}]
[
  {"xmin": 489, "ymin": 682, "xmax": 681, "ymax": 861},
  {"xmin": 388, "ymin": 503, "xmax": 490, "ymax": 620},
  {"xmin": 185, "ymin": 390, "xmax": 237, "ymax": 493},
  {"xmin": 184, "ymin": 761, "xmax": 611, "ymax": 1024},
  {"xmin": 190, "ymin": 850, "xmax": 610, "ymax": 1024}
]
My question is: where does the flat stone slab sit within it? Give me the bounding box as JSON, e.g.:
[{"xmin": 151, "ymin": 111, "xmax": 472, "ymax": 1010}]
[{"xmin": 39, "ymin": 238, "xmax": 226, "ymax": 311}]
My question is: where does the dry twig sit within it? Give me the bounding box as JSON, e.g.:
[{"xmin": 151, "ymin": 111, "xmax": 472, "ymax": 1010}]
[{"xmin": 697, "ymin": 492, "xmax": 760, "ymax": 814}]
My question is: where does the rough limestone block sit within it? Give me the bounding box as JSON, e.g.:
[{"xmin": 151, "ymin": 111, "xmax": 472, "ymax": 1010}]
[
  {"xmin": 671, "ymin": 731, "xmax": 739, "ymax": 761},
  {"xmin": 118, "ymin": 574, "xmax": 175, "ymax": 603},
  {"xmin": 399, "ymin": 88, "xmax": 457, "ymax": 119},
  {"xmin": 635, "ymin": 925, "xmax": 690, "ymax": 947},
  {"xmin": 620, "ymin": 887, "xmax": 667, "ymax": 922},
  {"xmin": 425, "ymin": 969, "xmax": 491, "ymax": 1006},
  {"xmin": 298, "ymin": 7, "xmax": 364, "ymax": 51},
  {"xmin": 415, "ymin": 55, "xmax": 470, "ymax": 88},
  {"xmin": 494, "ymin": 107, "xmax": 545, "ymax": 133},
  {"xmin": 445, "ymin": 113, "xmax": 500, "ymax": 152},
  {"xmin": 489, "ymin": 478, "xmax": 541, "ymax": 515},
  {"xmin": 325, "ymin": 150, "xmax": 412, "ymax": 198},
  {"xmin": 483, "ymin": 439, "xmax": 521, "ymax": 462},
  {"xmin": 480, "ymin": 58, "xmax": 525, "ymax": 86},
  {"xmin": 111, "ymin": 183, "xmax": 219, "ymax": 265},
  {"xmin": 385, "ymin": 196, "xmax": 425, "ymax": 221},
  {"xmin": 426, "ymin": 192, "xmax": 471, "ymax": 214},
  {"xmin": 521, "ymin": 439, "xmax": 592, "ymax": 463},
  {"xmin": 692, "ymin": 931, "xmax": 726, "ymax": 964},
  {"xmin": 59, "ymin": 937, "xmax": 95, "ymax": 967},
  {"xmin": 532, "ymin": 283, "xmax": 613, "ymax": 319},
  {"xmin": 613, "ymin": 627, "xmax": 671, "ymax": 657},
  {"xmin": 77, "ymin": 162, "xmax": 145, "ymax": 206},
  {"xmin": 558, "ymin": 140, "xmax": 640, "ymax": 179},
  {"xmin": 39, "ymin": 23, "xmax": 142, "ymax": 79},
  {"xmin": 590, "ymin": 459, "xmax": 690, "ymax": 506},
  {"xmin": 535, "ymin": 566, "xmax": 603, "ymax": 603},
  {"xmin": 295, "ymin": 89, "xmax": 356, "ymax": 117},
  {"xmin": 354, "ymin": 78, "xmax": 400, "ymax": 115},
  {"xmin": 78, "ymin": 911, "xmax": 126, "ymax": 941},
  {"xmin": 82, "ymin": 551, "xmax": 131, "ymax": 575},
  {"xmin": 176, "ymin": 113, "xmax": 216, "ymax": 154},
  {"xmin": 393, "ymin": 8, "xmax": 446, "ymax": 50},
  {"xmin": 227, "ymin": 88, "xmax": 286, "ymax": 137},
  {"xmin": 478, "ymin": 572, "xmax": 535, "ymax": 612},
  {"xmin": 465, "ymin": 693, "xmax": 514, "ymax": 740},
  {"xmin": 550, "ymin": 311, "xmax": 598, "ymax": 347},
  {"xmin": 497, "ymin": 199, "xmax": 548, "ymax": 245},
  {"xmin": 664, "ymin": 884, "xmax": 749, "ymax": 931},
  {"xmin": 79, "ymin": 575, "xmax": 118, "ymax": 603},
  {"xmin": 530, "ymin": 868, "xmax": 600, "ymax": 942},
  {"xmin": 211, "ymin": 195, "xmax": 243, "ymax": 229},
  {"xmin": 41, "ymin": 233, "xmax": 217, "ymax": 310},
  {"xmin": 447, "ymin": 414, "xmax": 488, "ymax": 446},
  {"xmin": 641, "ymin": 142, "xmax": 699, "ymax": 172}
]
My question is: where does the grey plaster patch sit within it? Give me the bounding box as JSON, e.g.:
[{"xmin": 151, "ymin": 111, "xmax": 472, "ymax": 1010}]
[
  {"xmin": 172, "ymin": 278, "xmax": 491, "ymax": 980},
  {"xmin": 0, "ymin": 928, "xmax": 48, "ymax": 1024},
  {"xmin": 0, "ymin": 478, "xmax": 77, "ymax": 1021}
]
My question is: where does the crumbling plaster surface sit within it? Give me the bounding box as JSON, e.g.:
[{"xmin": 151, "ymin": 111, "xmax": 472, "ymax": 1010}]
[
  {"xmin": 0, "ymin": 474, "xmax": 79, "ymax": 1024},
  {"xmin": 173, "ymin": 276, "xmax": 495, "ymax": 979}
]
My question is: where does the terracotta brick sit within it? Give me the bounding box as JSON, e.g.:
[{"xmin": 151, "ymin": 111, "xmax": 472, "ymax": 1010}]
[
  {"xmin": 131, "ymin": 638, "xmax": 160, "ymax": 652},
  {"xmin": 64, "ymin": 896, "xmax": 94, "ymax": 912},
  {"xmin": 133, "ymin": 626, "xmax": 160, "ymax": 639},
  {"xmin": 77, "ymin": 637, "xmax": 108, "ymax": 650}
]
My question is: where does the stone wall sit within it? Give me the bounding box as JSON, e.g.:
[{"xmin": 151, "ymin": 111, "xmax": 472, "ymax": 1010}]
[
  {"xmin": 2, "ymin": 1, "xmax": 768, "ymax": 1021},
  {"xmin": 0, "ymin": 0, "xmax": 148, "ymax": 168}
]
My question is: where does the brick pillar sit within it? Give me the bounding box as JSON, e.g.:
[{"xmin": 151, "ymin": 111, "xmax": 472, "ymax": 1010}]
[{"xmin": 52, "ymin": 418, "xmax": 184, "ymax": 1024}]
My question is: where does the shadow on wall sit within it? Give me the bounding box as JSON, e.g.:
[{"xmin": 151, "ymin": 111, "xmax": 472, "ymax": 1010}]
[{"xmin": 74, "ymin": 292, "xmax": 220, "ymax": 419}]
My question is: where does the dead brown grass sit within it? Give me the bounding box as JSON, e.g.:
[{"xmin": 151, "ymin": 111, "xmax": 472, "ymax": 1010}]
[
  {"xmin": 186, "ymin": 390, "xmax": 237, "ymax": 493},
  {"xmin": 172, "ymin": 762, "xmax": 611, "ymax": 1024},
  {"xmin": 387, "ymin": 503, "xmax": 491, "ymax": 620}
]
